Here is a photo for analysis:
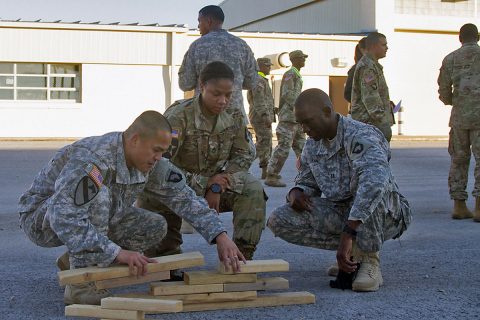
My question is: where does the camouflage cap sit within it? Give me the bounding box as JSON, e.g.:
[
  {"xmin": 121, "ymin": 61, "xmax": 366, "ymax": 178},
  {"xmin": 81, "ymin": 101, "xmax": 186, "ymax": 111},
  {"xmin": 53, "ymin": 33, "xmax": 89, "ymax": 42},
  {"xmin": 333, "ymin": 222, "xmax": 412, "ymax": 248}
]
[
  {"xmin": 257, "ymin": 57, "xmax": 273, "ymax": 66},
  {"xmin": 289, "ymin": 50, "xmax": 308, "ymax": 59}
]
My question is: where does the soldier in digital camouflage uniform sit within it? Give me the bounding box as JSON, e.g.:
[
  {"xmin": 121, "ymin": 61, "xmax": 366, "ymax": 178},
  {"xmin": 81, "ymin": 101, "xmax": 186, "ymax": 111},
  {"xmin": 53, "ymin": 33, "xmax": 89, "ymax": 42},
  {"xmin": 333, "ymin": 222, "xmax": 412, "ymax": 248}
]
[
  {"xmin": 268, "ymin": 89, "xmax": 411, "ymax": 292},
  {"xmin": 18, "ymin": 111, "xmax": 245, "ymax": 305},
  {"xmin": 438, "ymin": 23, "xmax": 480, "ymax": 221},
  {"xmin": 178, "ymin": 5, "xmax": 258, "ymax": 124},
  {"xmin": 351, "ymin": 32, "xmax": 394, "ymax": 142},
  {"xmin": 140, "ymin": 62, "xmax": 266, "ymax": 260},
  {"xmin": 265, "ymin": 50, "xmax": 308, "ymax": 187},
  {"xmin": 247, "ymin": 57, "xmax": 275, "ymax": 180}
]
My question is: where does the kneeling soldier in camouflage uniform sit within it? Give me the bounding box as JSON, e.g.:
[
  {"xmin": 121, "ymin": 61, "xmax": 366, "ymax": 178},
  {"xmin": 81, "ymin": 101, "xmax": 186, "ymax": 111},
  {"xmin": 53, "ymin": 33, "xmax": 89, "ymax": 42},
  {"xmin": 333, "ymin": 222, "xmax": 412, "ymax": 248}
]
[
  {"xmin": 18, "ymin": 110, "xmax": 245, "ymax": 305},
  {"xmin": 267, "ymin": 89, "xmax": 411, "ymax": 292},
  {"xmin": 139, "ymin": 62, "xmax": 266, "ymax": 260}
]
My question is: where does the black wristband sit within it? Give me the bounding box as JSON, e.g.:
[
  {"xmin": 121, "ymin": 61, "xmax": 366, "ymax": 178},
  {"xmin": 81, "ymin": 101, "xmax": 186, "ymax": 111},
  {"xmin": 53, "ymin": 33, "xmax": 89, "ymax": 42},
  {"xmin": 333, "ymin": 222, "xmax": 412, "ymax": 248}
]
[{"xmin": 342, "ymin": 224, "xmax": 357, "ymax": 238}]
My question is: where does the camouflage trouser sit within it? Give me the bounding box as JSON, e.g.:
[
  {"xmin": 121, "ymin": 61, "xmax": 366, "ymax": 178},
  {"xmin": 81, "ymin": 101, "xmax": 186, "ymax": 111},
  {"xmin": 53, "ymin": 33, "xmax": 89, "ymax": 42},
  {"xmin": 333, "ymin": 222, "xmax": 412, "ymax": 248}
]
[
  {"xmin": 251, "ymin": 121, "xmax": 273, "ymax": 168},
  {"xmin": 19, "ymin": 199, "xmax": 167, "ymax": 268},
  {"xmin": 267, "ymin": 195, "xmax": 411, "ymax": 253},
  {"xmin": 267, "ymin": 121, "xmax": 305, "ymax": 175},
  {"xmin": 138, "ymin": 171, "xmax": 266, "ymax": 256},
  {"xmin": 448, "ymin": 127, "xmax": 480, "ymax": 200}
]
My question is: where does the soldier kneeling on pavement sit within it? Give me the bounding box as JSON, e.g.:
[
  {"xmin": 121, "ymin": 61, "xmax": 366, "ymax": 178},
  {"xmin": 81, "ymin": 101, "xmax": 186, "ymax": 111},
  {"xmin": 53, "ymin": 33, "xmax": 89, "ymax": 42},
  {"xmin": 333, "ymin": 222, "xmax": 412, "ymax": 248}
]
[
  {"xmin": 267, "ymin": 89, "xmax": 412, "ymax": 292},
  {"xmin": 139, "ymin": 61, "xmax": 267, "ymax": 261},
  {"xmin": 18, "ymin": 110, "xmax": 245, "ymax": 305}
]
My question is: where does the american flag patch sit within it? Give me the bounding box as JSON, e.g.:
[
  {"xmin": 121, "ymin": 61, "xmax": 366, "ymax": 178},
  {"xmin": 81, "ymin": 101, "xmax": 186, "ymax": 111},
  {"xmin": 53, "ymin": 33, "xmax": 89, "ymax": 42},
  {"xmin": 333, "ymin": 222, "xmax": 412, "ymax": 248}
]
[
  {"xmin": 88, "ymin": 165, "xmax": 103, "ymax": 187},
  {"xmin": 172, "ymin": 129, "xmax": 179, "ymax": 138}
]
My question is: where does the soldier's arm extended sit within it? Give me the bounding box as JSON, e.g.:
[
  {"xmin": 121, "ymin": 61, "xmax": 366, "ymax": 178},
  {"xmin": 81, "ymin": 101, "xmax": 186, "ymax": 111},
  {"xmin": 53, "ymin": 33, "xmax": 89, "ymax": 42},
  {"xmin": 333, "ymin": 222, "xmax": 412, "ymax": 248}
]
[
  {"xmin": 48, "ymin": 159, "xmax": 121, "ymax": 268},
  {"xmin": 178, "ymin": 47, "xmax": 198, "ymax": 92},
  {"xmin": 437, "ymin": 55, "xmax": 453, "ymax": 105},
  {"xmin": 347, "ymin": 127, "xmax": 391, "ymax": 222},
  {"xmin": 224, "ymin": 122, "xmax": 256, "ymax": 174},
  {"xmin": 242, "ymin": 47, "xmax": 259, "ymax": 90},
  {"xmin": 358, "ymin": 66, "xmax": 386, "ymax": 122},
  {"xmin": 292, "ymin": 144, "xmax": 322, "ymax": 198},
  {"xmin": 143, "ymin": 159, "xmax": 227, "ymax": 244}
]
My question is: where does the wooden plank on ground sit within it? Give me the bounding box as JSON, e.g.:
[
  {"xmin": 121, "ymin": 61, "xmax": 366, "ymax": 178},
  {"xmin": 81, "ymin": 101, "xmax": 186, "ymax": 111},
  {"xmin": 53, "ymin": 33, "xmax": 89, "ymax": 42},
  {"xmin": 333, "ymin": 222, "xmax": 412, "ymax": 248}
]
[
  {"xmin": 218, "ymin": 259, "xmax": 289, "ymax": 274},
  {"xmin": 223, "ymin": 277, "xmax": 289, "ymax": 292},
  {"xmin": 65, "ymin": 304, "xmax": 144, "ymax": 320},
  {"xmin": 150, "ymin": 281, "xmax": 224, "ymax": 296},
  {"xmin": 157, "ymin": 291, "xmax": 257, "ymax": 305},
  {"xmin": 58, "ymin": 252, "xmax": 204, "ymax": 286},
  {"xmin": 101, "ymin": 297, "xmax": 182, "ymax": 313},
  {"xmin": 184, "ymin": 270, "xmax": 257, "ymax": 285},
  {"xmin": 95, "ymin": 271, "xmax": 170, "ymax": 289},
  {"xmin": 180, "ymin": 291, "xmax": 315, "ymax": 312}
]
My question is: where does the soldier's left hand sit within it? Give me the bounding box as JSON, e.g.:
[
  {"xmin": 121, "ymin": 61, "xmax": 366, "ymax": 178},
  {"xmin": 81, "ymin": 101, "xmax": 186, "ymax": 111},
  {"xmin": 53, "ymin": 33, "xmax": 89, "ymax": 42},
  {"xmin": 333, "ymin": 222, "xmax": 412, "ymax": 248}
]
[
  {"xmin": 336, "ymin": 233, "xmax": 358, "ymax": 273},
  {"xmin": 205, "ymin": 190, "xmax": 221, "ymax": 213},
  {"xmin": 215, "ymin": 232, "xmax": 246, "ymax": 273}
]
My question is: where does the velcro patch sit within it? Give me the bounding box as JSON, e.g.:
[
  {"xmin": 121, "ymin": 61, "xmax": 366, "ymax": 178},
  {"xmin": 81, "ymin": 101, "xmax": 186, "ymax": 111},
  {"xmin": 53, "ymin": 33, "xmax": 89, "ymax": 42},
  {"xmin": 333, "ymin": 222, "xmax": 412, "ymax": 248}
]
[
  {"xmin": 164, "ymin": 128, "xmax": 180, "ymax": 159},
  {"xmin": 352, "ymin": 142, "xmax": 364, "ymax": 154},
  {"xmin": 74, "ymin": 176, "xmax": 99, "ymax": 206},
  {"xmin": 350, "ymin": 139, "xmax": 373, "ymax": 160},
  {"xmin": 283, "ymin": 73, "xmax": 293, "ymax": 82},
  {"xmin": 167, "ymin": 170, "xmax": 183, "ymax": 183},
  {"xmin": 88, "ymin": 165, "xmax": 103, "ymax": 187}
]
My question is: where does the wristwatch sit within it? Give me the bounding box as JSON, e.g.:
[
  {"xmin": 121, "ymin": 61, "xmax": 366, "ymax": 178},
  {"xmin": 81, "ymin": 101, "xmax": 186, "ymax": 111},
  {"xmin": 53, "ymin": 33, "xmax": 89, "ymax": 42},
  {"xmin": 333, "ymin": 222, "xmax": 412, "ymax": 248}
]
[{"xmin": 209, "ymin": 183, "xmax": 222, "ymax": 194}]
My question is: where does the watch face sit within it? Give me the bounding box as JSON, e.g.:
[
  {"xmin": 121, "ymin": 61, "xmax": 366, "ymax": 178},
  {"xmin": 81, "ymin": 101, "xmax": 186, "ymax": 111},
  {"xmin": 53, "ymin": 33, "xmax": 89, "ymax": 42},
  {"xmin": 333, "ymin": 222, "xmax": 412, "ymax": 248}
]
[{"xmin": 211, "ymin": 183, "xmax": 222, "ymax": 193}]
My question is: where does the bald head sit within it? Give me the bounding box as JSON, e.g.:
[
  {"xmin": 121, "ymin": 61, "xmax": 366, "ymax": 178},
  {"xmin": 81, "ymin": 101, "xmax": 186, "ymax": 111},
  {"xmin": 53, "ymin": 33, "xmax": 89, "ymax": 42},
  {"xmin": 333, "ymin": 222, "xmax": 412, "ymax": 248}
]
[
  {"xmin": 125, "ymin": 110, "xmax": 171, "ymax": 139},
  {"xmin": 295, "ymin": 88, "xmax": 333, "ymax": 112}
]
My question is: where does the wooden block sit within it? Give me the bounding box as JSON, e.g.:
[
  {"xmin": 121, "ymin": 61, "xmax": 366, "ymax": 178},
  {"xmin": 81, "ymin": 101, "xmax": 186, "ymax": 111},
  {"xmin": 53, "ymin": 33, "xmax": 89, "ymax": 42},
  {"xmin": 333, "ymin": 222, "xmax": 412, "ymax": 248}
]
[
  {"xmin": 223, "ymin": 277, "xmax": 289, "ymax": 292},
  {"xmin": 95, "ymin": 271, "xmax": 170, "ymax": 289},
  {"xmin": 59, "ymin": 251, "xmax": 204, "ymax": 285},
  {"xmin": 180, "ymin": 291, "xmax": 315, "ymax": 312},
  {"xmin": 218, "ymin": 259, "xmax": 289, "ymax": 274},
  {"xmin": 150, "ymin": 281, "xmax": 224, "ymax": 296},
  {"xmin": 65, "ymin": 304, "xmax": 144, "ymax": 319},
  {"xmin": 101, "ymin": 297, "xmax": 182, "ymax": 313},
  {"xmin": 184, "ymin": 270, "xmax": 257, "ymax": 285},
  {"xmin": 158, "ymin": 291, "xmax": 257, "ymax": 304}
]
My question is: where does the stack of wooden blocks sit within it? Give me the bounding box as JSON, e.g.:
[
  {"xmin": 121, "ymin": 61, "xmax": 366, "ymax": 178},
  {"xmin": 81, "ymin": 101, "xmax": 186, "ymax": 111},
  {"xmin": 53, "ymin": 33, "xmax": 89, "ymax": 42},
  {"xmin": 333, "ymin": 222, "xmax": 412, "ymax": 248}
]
[{"xmin": 59, "ymin": 252, "xmax": 315, "ymax": 319}]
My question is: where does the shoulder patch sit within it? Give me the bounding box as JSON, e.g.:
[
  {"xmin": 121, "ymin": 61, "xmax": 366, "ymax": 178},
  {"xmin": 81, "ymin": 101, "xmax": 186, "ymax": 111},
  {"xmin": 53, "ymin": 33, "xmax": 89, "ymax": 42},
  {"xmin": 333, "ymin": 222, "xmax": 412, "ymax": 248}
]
[
  {"xmin": 349, "ymin": 139, "xmax": 373, "ymax": 160},
  {"xmin": 74, "ymin": 176, "xmax": 99, "ymax": 206},
  {"xmin": 363, "ymin": 72, "xmax": 375, "ymax": 84},
  {"xmin": 164, "ymin": 128, "xmax": 180, "ymax": 159},
  {"xmin": 283, "ymin": 73, "xmax": 293, "ymax": 82},
  {"xmin": 167, "ymin": 169, "xmax": 183, "ymax": 183},
  {"xmin": 88, "ymin": 165, "xmax": 103, "ymax": 187}
]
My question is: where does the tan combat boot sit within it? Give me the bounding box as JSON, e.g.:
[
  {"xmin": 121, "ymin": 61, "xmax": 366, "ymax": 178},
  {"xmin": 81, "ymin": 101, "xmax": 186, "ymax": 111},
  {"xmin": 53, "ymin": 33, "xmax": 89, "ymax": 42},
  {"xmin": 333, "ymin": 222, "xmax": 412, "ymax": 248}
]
[
  {"xmin": 56, "ymin": 251, "xmax": 70, "ymax": 271},
  {"xmin": 452, "ymin": 200, "xmax": 473, "ymax": 219},
  {"xmin": 64, "ymin": 282, "xmax": 111, "ymax": 305},
  {"xmin": 474, "ymin": 197, "xmax": 480, "ymax": 222},
  {"xmin": 261, "ymin": 167, "xmax": 268, "ymax": 180},
  {"xmin": 264, "ymin": 173, "xmax": 286, "ymax": 187},
  {"xmin": 352, "ymin": 246, "xmax": 383, "ymax": 292}
]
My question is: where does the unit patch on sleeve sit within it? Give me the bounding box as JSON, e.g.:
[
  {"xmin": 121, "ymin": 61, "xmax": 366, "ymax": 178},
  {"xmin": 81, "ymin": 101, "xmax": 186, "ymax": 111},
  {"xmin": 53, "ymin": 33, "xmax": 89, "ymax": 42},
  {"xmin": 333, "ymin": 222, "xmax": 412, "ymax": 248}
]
[
  {"xmin": 167, "ymin": 170, "xmax": 183, "ymax": 183},
  {"xmin": 74, "ymin": 176, "xmax": 100, "ymax": 206}
]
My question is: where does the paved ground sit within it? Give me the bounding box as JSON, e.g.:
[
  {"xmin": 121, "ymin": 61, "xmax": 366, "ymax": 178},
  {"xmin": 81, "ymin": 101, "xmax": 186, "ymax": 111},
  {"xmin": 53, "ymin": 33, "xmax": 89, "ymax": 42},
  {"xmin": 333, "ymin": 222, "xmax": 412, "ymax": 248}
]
[{"xmin": 0, "ymin": 140, "xmax": 479, "ymax": 320}]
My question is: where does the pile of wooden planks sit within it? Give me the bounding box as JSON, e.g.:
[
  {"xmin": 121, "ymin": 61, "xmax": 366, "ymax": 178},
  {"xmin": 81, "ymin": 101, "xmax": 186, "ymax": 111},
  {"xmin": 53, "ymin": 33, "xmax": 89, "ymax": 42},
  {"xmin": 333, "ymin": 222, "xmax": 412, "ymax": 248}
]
[{"xmin": 61, "ymin": 252, "xmax": 315, "ymax": 319}]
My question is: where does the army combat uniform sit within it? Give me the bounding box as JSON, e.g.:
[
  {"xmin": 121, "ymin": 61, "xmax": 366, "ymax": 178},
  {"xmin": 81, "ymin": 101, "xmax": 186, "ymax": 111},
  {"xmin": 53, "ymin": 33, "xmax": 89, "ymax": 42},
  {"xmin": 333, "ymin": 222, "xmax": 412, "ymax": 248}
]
[
  {"xmin": 139, "ymin": 97, "xmax": 266, "ymax": 259},
  {"xmin": 178, "ymin": 29, "xmax": 258, "ymax": 123},
  {"xmin": 266, "ymin": 67, "xmax": 306, "ymax": 176},
  {"xmin": 247, "ymin": 71, "xmax": 275, "ymax": 173},
  {"xmin": 18, "ymin": 132, "xmax": 226, "ymax": 269},
  {"xmin": 351, "ymin": 53, "xmax": 394, "ymax": 142},
  {"xmin": 438, "ymin": 41, "xmax": 480, "ymax": 203},
  {"xmin": 267, "ymin": 116, "xmax": 411, "ymax": 254}
]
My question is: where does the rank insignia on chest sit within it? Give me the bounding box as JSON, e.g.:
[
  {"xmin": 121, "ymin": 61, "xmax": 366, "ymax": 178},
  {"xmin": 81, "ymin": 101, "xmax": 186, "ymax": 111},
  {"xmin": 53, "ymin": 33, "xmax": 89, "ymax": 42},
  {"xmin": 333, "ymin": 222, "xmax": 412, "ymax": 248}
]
[{"xmin": 167, "ymin": 170, "xmax": 183, "ymax": 183}]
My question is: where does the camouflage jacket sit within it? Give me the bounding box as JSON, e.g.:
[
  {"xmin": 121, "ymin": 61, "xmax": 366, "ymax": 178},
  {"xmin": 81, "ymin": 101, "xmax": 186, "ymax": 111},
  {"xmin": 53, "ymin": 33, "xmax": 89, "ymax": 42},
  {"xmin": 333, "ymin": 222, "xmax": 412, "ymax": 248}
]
[
  {"xmin": 164, "ymin": 97, "xmax": 255, "ymax": 195},
  {"xmin": 351, "ymin": 54, "xmax": 394, "ymax": 127},
  {"xmin": 278, "ymin": 67, "xmax": 303, "ymax": 123},
  {"xmin": 18, "ymin": 132, "xmax": 225, "ymax": 267},
  {"xmin": 294, "ymin": 116, "xmax": 405, "ymax": 223},
  {"xmin": 178, "ymin": 29, "xmax": 258, "ymax": 121},
  {"xmin": 247, "ymin": 74, "xmax": 275, "ymax": 124},
  {"xmin": 438, "ymin": 42, "xmax": 480, "ymax": 129}
]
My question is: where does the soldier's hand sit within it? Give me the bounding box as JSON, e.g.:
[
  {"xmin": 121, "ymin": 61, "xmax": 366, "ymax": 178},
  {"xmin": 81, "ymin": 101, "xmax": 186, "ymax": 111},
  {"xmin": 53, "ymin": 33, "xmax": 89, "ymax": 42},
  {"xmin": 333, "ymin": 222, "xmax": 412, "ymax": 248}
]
[
  {"xmin": 115, "ymin": 249, "xmax": 157, "ymax": 277},
  {"xmin": 208, "ymin": 173, "xmax": 231, "ymax": 192},
  {"xmin": 205, "ymin": 190, "xmax": 221, "ymax": 213},
  {"xmin": 288, "ymin": 188, "xmax": 313, "ymax": 212},
  {"xmin": 215, "ymin": 232, "xmax": 246, "ymax": 273},
  {"xmin": 336, "ymin": 233, "xmax": 358, "ymax": 273}
]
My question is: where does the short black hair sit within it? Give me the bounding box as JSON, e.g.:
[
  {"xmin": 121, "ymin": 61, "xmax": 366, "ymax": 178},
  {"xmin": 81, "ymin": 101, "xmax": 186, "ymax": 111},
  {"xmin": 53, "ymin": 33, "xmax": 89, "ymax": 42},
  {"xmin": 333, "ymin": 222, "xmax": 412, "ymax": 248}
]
[
  {"xmin": 199, "ymin": 61, "xmax": 234, "ymax": 84},
  {"xmin": 295, "ymin": 88, "xmax": 333, "ymax": 110},
  {"xmin": 199, "ymin": 5, "xmax": 225, "ymax": 23},
  {"xmin": 125, "ymin": 110, "xmax": 171, "ymax": 138},
  {"xmin": 459, "ymin": 23, "xmax": 479, "ymax": 43},
  {"xmin": 365, "ymin": 32, "xmax": 386, "ymax": 49}
]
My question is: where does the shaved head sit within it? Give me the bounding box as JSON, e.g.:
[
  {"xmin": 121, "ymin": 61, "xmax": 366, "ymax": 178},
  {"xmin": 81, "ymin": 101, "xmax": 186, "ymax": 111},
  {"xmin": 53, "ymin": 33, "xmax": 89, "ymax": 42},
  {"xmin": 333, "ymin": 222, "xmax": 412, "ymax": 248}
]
[
  {"xmin": 295, "ymin": 88, "xmax": 333, "ymax": 112},
  {"xmin": 125, "ymin": 110, "xmax": 171, "ymax": 139}
]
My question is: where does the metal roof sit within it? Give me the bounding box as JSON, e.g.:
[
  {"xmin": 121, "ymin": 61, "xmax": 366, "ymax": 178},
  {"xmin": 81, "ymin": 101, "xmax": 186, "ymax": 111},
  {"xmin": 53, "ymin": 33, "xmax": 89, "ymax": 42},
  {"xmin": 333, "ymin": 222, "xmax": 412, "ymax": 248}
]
[{"xmin": 0, "ymin": 18, "xmax": 188, "ymax": 28}]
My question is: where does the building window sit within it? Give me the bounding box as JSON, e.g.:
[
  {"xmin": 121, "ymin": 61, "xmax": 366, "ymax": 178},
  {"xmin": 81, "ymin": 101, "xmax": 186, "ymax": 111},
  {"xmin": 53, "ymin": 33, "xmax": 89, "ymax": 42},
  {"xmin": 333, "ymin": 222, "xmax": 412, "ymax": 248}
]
[{"xmin": 0, "ymin": 63, "xmax": 81, "ymax": 102}]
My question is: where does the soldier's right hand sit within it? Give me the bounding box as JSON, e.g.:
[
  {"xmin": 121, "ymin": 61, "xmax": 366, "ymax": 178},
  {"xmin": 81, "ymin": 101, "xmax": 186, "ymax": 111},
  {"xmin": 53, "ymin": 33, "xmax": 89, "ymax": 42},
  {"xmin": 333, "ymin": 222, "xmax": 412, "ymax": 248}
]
[
  {"xmin": 115, "ymin": 249, "xmax": 157, "ymax": 277},
  {"xmin": 205, "ymin": 190, "xmax": 221, "ymax": 213},
  {"xmin": 207, "ymin": 173, "xmax": 231, "ymax": 192},
  {"xmin": 288, "ymin": 188, "xmax": 313, "ymax": 212}
]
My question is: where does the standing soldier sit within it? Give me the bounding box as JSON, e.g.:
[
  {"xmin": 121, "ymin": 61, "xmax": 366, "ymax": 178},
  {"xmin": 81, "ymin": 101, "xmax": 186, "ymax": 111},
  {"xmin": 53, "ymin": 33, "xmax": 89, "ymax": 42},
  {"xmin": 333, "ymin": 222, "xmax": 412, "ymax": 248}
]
[
  {"xmin": 438, "ymin": 23, "xmax": 480, "ymax": 221},
  {"xmin": 140, "ymin": 62, "xmax": 266, "ymax": 260},
  {"xmin": 265, "ymin": 50, "xmax": 308, "ymax": 187},
  {"xmin": 351, "ymin": 32, "xmax": 394, "ymax": 142},
  {"xmin": 178, "ymin": 5, "xmax": 258, "ymax": 123},
  {"xmin": 247, "ymin": 57, "xmax": 275, "ymax": 180}
]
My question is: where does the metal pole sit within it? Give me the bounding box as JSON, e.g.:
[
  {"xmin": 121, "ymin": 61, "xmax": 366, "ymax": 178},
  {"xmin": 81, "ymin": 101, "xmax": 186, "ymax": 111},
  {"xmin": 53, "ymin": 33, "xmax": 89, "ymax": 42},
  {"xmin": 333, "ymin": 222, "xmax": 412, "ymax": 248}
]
[{"xmin": 397, "ymin": 106, "xmax": 404, "ymax": 136}]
